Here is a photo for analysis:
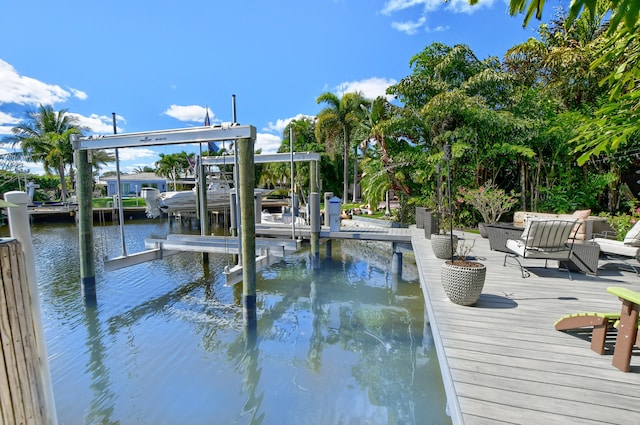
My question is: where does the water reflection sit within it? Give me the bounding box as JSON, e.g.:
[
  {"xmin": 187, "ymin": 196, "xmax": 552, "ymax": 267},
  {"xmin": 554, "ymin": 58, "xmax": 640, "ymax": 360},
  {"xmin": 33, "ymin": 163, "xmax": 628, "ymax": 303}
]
[{"xmin": 27, "ymin": 220, "xmax": 450, "ymax": 425}]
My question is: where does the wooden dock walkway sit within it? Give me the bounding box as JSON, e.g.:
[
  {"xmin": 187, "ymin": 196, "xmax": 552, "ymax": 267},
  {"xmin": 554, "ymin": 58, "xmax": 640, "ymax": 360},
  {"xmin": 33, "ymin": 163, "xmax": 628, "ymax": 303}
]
[{"xmin": 410, "ymin": 226, "xmax": 640, "ymax": 424}]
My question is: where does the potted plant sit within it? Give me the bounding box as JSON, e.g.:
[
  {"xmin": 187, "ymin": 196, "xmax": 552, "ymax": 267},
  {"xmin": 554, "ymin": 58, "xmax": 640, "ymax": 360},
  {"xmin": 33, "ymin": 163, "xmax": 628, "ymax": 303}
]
[
  {"xmin": 459, "ymin": 182, "xmax": 518, "ymax": 238},
  {"xmin": 430, "ymin": 211, "xmax": 458, "ymax": 259},
  {"xmin": 440, "ymin": 238, "xmax": 486, "ymax": 306}
]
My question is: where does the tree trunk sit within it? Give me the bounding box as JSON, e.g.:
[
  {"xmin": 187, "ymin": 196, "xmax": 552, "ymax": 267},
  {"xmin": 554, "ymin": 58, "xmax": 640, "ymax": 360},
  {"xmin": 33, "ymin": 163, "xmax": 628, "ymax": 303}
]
[{"xmin": 519, "ymin": 160, "xmax": 526, "ymax": 211}]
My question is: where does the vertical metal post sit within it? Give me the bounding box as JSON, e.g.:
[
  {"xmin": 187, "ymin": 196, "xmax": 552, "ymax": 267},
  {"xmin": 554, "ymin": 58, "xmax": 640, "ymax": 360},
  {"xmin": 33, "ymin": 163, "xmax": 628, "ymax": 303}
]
[
  {"xmin": 238, "ymin": 137, "xmax": 256, "ymax": 330},
  {"xmin": 234, "ymin": 142, "xmax": 242, "ymax": 265},
  {"xmin": 290, "ymin": 126, "xmax": 296, "ymax": 239},
  {"xmin": 310, "ymin": 159, "xmax": 319, "ymax": 263},
  {"xmin": 198, "ymin": 150, "xmax": 209, "ymax": 264},
  {"xmin": 309, "ymin": 192, "xmax": 320, "ymax": 270},
  {"xmin": 444, "ymin": 143, "xmax": 454, "ymax": 262},
  {"xmin": 112, "ymin": 113, "xmax": 127, "ymax": 257}
]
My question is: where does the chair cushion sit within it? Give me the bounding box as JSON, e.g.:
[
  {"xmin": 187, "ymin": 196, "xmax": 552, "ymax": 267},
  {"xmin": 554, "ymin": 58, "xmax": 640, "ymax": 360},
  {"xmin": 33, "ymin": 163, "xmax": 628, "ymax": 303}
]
[
  {"xmin": 623, "ymin": 220, "xmax": 640, "ymax": 246},
  {"xmin": 594, "ymin": 238, "xmax": 640, "ymax": 257},
  {"xmin": 572, "ymin": 209, "xmax": 592, "ymax": 220}
]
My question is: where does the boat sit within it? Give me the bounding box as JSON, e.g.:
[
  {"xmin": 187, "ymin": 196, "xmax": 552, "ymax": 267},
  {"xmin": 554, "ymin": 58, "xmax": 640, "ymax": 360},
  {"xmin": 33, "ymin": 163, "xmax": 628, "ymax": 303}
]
[{"xmin": 141, "ymin": 177, "xmax": 271, "ymax": 219}]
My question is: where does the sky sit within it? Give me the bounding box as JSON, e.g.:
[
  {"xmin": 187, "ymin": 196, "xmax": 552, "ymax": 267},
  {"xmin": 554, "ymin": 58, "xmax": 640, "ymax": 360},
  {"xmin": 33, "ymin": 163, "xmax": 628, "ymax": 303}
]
[{"xmin": 0, "ymin": 0, "xmax": 564, "ymax": 176}]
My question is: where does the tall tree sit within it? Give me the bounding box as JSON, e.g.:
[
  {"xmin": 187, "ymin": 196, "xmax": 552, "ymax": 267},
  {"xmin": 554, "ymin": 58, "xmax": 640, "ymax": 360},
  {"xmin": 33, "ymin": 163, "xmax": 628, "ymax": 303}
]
[
  {"xmin": 315, "ymin": 91, "xmax": 367, "ymax": 204},
  {"xmin": 357, "ymin": 97, "xmax": 412, "ymax": 210},
  {"xmin": 7, "ymin": 105, "xmax": 82, "ymax": 202}
]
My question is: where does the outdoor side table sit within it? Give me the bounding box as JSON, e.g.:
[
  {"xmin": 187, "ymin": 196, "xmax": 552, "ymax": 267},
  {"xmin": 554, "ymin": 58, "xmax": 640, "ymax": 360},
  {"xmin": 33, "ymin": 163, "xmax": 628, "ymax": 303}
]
[
  {"xmin": 485, "ymin": 223, "xmax": 524, "ymax": 253},
  {"xmin": 561, "ymin": 241, "xmax": 600, "ymax": 275}
]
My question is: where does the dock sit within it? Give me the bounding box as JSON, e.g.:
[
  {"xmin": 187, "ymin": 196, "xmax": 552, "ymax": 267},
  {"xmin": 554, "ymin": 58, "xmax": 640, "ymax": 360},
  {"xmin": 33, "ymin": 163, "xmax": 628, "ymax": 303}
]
[
  {"xmin": 410, "ymin": 226, "xmax": 640, "ymax": 424},
  {"xmin": 255, "ymin": 220, "xmax": 412, "ymax": 244}
]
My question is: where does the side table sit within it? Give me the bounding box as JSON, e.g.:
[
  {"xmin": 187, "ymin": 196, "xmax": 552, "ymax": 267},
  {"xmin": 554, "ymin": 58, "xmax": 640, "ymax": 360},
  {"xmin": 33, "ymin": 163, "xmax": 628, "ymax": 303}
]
[{"xmin": 561, "ymin": 241, "xmax": 600, "ymax": 275}]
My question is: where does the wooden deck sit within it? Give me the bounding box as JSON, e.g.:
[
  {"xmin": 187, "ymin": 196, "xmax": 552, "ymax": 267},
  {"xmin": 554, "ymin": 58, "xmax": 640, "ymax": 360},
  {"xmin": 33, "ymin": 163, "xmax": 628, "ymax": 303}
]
[{"xmin": 410, "ymin": 226, "xmax": 640, "ymax": 425}]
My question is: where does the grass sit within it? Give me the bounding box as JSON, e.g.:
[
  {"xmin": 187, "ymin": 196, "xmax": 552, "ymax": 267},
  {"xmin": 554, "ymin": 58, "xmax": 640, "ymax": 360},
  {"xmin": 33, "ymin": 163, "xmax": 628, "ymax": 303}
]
[{"xmin": 93, "ymin": 197, "xmax": 146, "ymax": 208}]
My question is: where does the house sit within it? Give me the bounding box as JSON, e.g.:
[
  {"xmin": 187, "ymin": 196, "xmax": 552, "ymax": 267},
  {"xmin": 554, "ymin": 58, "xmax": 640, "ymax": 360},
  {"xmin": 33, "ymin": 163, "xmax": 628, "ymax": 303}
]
[{"xmin": 101, "ymin": 173, "xmax": 168, "ymax": 197}]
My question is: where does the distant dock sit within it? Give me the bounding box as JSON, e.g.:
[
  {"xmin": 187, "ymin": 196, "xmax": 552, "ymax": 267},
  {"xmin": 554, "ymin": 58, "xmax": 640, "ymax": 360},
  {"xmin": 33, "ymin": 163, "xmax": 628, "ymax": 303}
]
[{"xmin": 28, "ymin": 204, "xmax": 149, "ymax": 223}]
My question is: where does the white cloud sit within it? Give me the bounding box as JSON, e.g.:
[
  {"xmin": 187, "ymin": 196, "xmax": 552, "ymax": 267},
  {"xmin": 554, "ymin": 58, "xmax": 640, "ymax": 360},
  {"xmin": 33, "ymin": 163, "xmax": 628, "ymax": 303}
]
[
  {"xmin": 163, "ymin": 104, "xmax": 218, "ymax": 124},
  {"xmin": 445, "ymin": 0, "xmax": 495, "ymax": 13},
  {"xmin": 255, "ymin": 133, "xmax": 282, "ymax": 154},
  {"xmin": 391, "ymin": 17, "xmax": 426, "ymax": 35},
  {"xmin": 264, "ymin": 113, "xmax": 315, "ymax": 134},
  {"xmin": 68, "ymin": 112, "xmax": 126, "ymax": 135},
  {"xmin": 0, "ymin": 111, "xmax": 21, "ymax": 135},
  {"xmin": 382, "ymin": 0, "xmax": 493, "ymax": 33},
  {"xmin": 428, "ymin": 25, "xmax": 449, "ymax": 32},
  {"xmin": 0, "ymin": 59, "xmax": 73, "ymax": 105},
  {"xmin": 69, "ymin": 88, "xmax": 88, "ymax": 100},
  {"xmin": 381, "ymin": 0, "xmax": 439, "ymax": 15},
  {"xmin": 335, "ymin": 77, "xmax": 397, "ymax": 101}
]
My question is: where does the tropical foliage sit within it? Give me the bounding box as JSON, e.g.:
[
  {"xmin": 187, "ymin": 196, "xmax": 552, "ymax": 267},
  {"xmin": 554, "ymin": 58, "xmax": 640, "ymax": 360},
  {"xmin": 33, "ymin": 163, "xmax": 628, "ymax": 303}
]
[
  {"xmin": 155, "ymin": 151, "xmax": 195, "ymax": 190},
  {"xmin": 6, "ymin": 105, "xmax": 83, "ymax": 202}
]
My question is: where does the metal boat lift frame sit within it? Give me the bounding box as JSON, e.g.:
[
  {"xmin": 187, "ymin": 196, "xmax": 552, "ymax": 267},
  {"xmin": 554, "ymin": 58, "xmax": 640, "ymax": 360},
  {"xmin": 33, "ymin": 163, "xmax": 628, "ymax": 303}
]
[{"xmin": 71, "ymin": 125, "xmax": 258, "ymax": 320}]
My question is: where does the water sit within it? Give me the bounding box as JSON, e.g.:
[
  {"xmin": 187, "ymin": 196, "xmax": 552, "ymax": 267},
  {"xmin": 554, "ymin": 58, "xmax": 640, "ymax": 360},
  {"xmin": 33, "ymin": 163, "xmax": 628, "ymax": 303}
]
[{"xmin": 22, "ymin": 219, "xmax": 450, "ymax": 425}]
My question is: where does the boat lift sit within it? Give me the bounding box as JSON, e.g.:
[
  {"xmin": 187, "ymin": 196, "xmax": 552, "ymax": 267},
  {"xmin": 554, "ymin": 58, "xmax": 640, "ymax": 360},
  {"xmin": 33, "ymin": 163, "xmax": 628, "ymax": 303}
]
[{"xmin": 71, "ymin": 125, "xmax": 260, "ymax": 310}]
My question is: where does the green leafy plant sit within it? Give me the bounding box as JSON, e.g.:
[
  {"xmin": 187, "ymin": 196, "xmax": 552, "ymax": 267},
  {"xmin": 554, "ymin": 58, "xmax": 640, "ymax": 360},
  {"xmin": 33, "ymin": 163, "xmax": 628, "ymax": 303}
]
[
  {"xmin": 459, "ymin": 182, "xmax": 518, "ymax": 224},
  {"xmin": 599, "ymin": 204, "xmax": 640, "ymax": 241}
]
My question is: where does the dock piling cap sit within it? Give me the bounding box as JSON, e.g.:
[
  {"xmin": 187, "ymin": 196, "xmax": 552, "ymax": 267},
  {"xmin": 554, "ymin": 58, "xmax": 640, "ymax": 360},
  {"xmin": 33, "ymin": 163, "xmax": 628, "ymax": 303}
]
[{"xmin": 0, "ymin": 199, "xmax": 18, "ymax": 208}]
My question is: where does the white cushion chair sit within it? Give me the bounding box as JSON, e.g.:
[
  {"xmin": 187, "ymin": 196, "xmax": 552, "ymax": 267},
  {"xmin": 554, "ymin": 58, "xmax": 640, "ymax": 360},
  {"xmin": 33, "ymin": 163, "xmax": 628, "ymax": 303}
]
[
  {"xmin": 504, "ymin": 218, "xmax": 581, "ymax": 280},
  {"xmin": 592, "ymin": 220, "xmax": 640, "ymax": 275}
]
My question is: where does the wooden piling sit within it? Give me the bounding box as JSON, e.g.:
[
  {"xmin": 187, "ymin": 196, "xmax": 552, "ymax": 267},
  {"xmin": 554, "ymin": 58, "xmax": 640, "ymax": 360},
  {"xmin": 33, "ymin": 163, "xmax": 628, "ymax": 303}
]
[
  {"xmin": 238, "ymin": 137, "xmax": 256, "ymax": 329},
  {"xmin": 0, "ymin": 239, "xmax": 55, "ymax": 425},
  {"xmin": 72, "ymin": 139, "xmax": 96, "ymax": 301}
]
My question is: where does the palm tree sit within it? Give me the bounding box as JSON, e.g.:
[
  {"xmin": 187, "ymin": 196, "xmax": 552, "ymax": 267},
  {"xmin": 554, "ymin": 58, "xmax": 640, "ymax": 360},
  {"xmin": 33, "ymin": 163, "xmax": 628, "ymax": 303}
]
[
  {"xmin": 315, "ymin": 91, "xmax": 366, "ymax": 204},
  {"xmin": 7, "ymin": 105, "xmax": 83, "ymax": 202},
  {"xmin": 155, "ymin": 151, "xmax": 193, "ymax": 190},
  {"xmin": 90, "ymin": 149, "xmax": 116, "ymax": 177}
]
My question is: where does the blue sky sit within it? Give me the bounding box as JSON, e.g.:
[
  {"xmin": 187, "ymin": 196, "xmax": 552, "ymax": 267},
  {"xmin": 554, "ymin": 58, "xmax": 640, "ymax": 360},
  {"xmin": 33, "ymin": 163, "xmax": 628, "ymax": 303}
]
[{"xmin": 0, "ymin": 0, "xmax": 562, "ymax": 176}]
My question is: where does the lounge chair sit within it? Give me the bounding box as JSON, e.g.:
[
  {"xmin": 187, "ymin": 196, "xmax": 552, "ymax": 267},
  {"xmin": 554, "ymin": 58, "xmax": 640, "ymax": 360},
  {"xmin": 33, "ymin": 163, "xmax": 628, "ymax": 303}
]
[
  {"xmin": 592, "ymin": 220, "xmax": 640, "ymax": 275},
  {"xmin": 504, "ymin": 218, "xmax": 581, "ymax": 280},
  {"xmin": 554, "ymin": 312, "xmax": 623, "ymax": 354},
  {"xmin": 555, "ymin": 287, "xmax": 640, "ymax": 372}
]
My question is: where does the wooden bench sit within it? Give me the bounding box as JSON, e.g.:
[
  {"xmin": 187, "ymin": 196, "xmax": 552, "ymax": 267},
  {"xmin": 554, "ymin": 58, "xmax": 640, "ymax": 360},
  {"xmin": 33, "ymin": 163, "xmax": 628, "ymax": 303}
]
[{"xmin": 607, "ymin": 287, "xmax": 640, "ymax": 372}]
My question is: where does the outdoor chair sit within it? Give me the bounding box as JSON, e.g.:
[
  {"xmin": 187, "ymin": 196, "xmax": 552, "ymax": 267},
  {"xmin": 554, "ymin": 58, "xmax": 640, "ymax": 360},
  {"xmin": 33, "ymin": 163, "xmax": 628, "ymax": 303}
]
[
  {"xmin": 592, "ymin": 220, "xmax": 640, "ymax": 275},
  {"xmin": 555, "ymin": 287, "xmax": 640, "ymax": 372},
  {"xmin": 504, "ymin": 218, "xmax": 581, "ymax": 280}
]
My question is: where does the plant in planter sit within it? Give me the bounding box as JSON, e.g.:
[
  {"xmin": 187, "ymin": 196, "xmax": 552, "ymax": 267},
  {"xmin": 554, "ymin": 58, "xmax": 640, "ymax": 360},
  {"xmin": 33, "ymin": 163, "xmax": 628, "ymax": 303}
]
[
  {"xmin": 440, "ymin": 238, "xmax": 486, "ymax": 306},
  {"xmin": 459, "ymin": 182, "xmax": 518, "ymax": 237},
  {"xmin": 430, "ymin": 208, "xmax": 458, "ymax": 259}
]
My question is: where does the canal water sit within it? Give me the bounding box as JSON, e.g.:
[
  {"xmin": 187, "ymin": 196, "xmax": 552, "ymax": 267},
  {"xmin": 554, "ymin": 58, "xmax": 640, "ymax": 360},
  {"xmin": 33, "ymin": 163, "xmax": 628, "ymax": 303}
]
[{"xmin": 19, "ymin": 219, "xmax": 450, "ymax": 425}]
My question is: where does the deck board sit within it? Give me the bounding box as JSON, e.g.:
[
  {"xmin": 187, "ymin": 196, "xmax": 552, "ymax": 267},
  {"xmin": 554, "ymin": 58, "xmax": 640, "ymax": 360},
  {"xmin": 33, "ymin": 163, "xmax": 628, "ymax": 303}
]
[{"xmin": 410, "ymin": 226, "xmax": 640, "ymax": 425}]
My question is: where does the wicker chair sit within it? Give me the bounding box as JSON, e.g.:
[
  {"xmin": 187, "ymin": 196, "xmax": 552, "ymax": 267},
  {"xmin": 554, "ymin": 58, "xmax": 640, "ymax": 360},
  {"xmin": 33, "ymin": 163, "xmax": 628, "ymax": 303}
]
[{"xmin": 504, "ymin": 219, "xmax": 581, "ymax": 280}]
